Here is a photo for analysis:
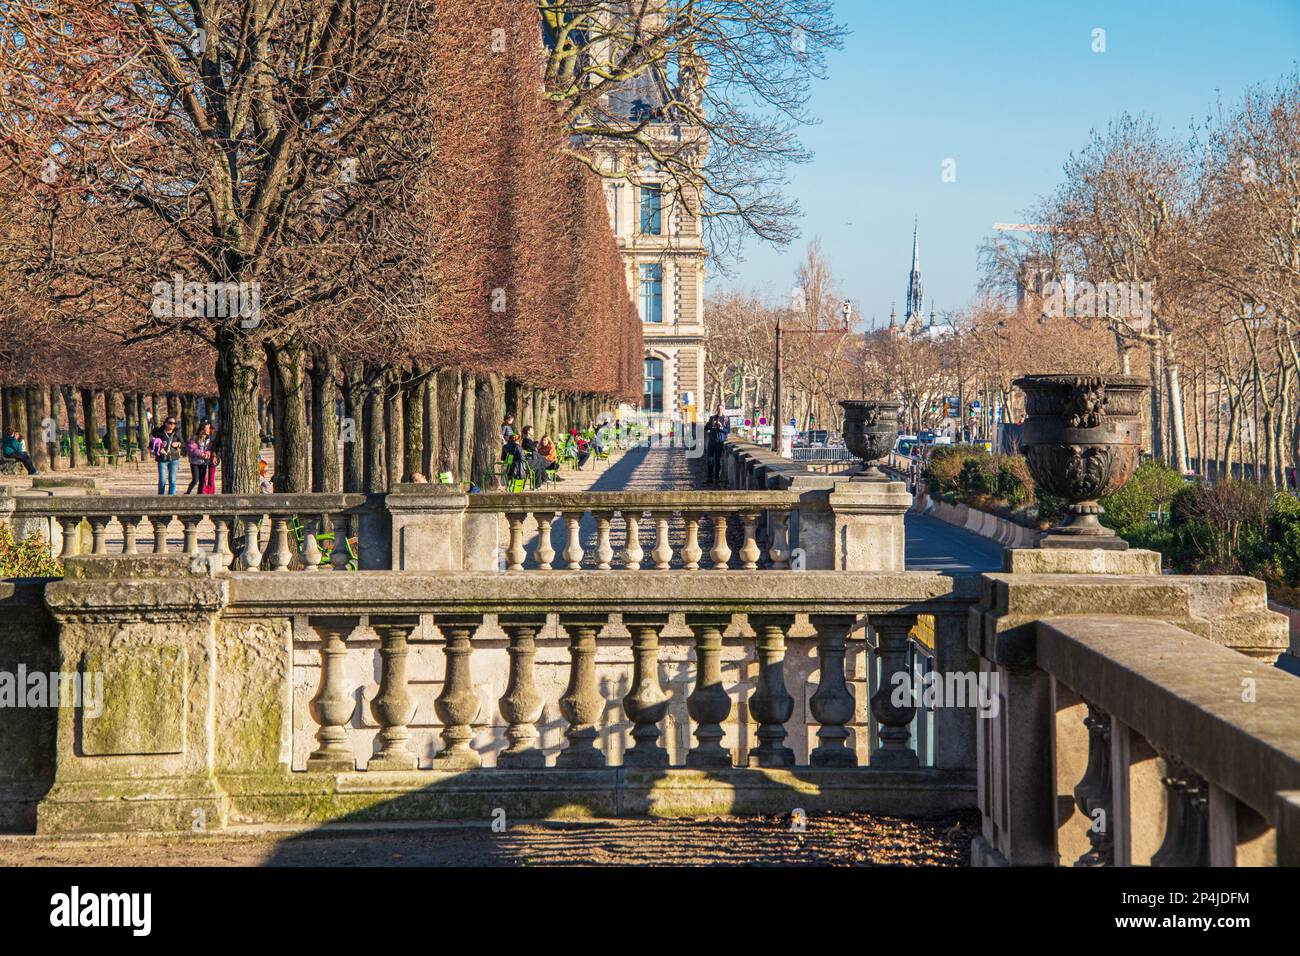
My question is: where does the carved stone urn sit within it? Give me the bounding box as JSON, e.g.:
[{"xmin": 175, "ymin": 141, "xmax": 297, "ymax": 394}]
[
  {"xmin": 1013, "ymin": 374, "xmax": 1150, "ymax": 549},
  {"xmin": 839, "ymin": 399, "xmax": 901, "ymax": 480}
]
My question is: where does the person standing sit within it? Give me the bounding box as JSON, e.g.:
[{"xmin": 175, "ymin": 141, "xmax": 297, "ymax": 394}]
[
  {"xmin": 185, "ymin": 420, "xmax": 214, "ymax": 494},
  {"xmin": 704, "ymin": 404, "xmax": 730, "ymax": 484},
  {"xmin": 501, "ymin": 413, "xmax": 517, "ymax": 444},
  {"xmin": 203, "ymin": 427, "xmax": 220, "ymax": 494},
  {"xmin": 150, "ymin": 415, "xmax": 185, "ymax": 495}
]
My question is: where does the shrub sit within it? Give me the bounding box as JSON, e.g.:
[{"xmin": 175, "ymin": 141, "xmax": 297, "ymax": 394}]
[
  {"xmin": 1170, "ymin": 480, "xmax": 1272, "ymax": 572},
  {"xmin": 1100, "ymin": 462, "xmax": 1187, "ymax": 535},
  {"xmin": 1266, "ymin": 492, "xmax": 1300, "ymax": 584},
  {"xmin": 958, "ymin": 458, "xmax": 991, "ymax": 496},
  {"xmin": 0, "ymin": 525, "xmax": 63, "ymax": 578},
  {"xmin": 994, "ymin": 455, "xmax": 1034, "ymax": 506},
  {"xmin": 923, "ymin": 445, "xmax": 974, "ymax": 495}
]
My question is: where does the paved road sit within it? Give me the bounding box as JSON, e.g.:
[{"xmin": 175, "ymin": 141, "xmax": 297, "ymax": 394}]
[{"xmin": 903, "ymin": 511, "xmax": 1004, "ymax": 573}]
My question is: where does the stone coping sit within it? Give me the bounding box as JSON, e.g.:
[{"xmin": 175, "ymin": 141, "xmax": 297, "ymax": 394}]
[
  {"xmin": 467, "ymin": 489, "xmax": 822, "ymax": 511},
  {"xmin": 1036, "ymin": 615, "xmax": 1300, "ymax": 824},
  {"xmin": 12, "ymin": 492, "xmax": 377, "ymax": 516},
  {"xmin": 223, "ymin": 568, "xmax": 981, "ymax": 617}
]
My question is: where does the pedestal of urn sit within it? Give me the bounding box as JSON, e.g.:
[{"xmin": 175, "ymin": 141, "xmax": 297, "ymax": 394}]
[
  {"xmin": 839, "ymin": 400, "xmax": 901, "ymax": 481},
  {"xmin": 1013, "ymin": 374, "xmax": 1150, "ymax": 550}
]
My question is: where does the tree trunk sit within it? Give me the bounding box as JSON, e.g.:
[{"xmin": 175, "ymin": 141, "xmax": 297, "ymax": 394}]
[
  {"xmin": 136, "ymin": 393, "xmax": 149, "ymax": 465},
  {"xmin": 472, "ymin": 373, "xmax": 501, "ymax": 488},
  {"xmin": 422, "ymin": 369, "xmax": 437, "ymax": 478},
  {"xmin": 215, "ymin": 329, "xmax": 265, "ymax": 494},
  {"xmin": 79, "ymin": 388, "xmax": 99, "ymax": 466},
  {"xmin": 46, "ymin": 386, "xmax": 60, "ymax": 470},
  {"xmin": 436, "ymin": 368, "xmax": 461, "ymax": 479},
  {"xmin": 266, "ymin": 341, "xmax": 310, "ymax": 492},
  {"xmin": 342, "ymin": 362, "xmax": 365, "ymax": 494},
  {"xmin": 310, "ymin": 349, "xmax": 341, "ymax": 493},
  {"xmin": 363, "ymin": 364, "xmax": 386, "ymax": 493},
  {"xmin": 104, "ymin": 391, "xmax": 121, "ymax": 465},
  {"xmin": 123, "ymin": 392, "xmax": 135, "ymax": 463},
  {"xmin": 62, "ymin": 386, "xmax": 79, "ymax": 469},
  {"xmin": 458, "ymin": 370, "xmax": 476, "ymax": 483},
  {"xmin": 1166, "ymin": 362, "xmax": 1189, "ymax": 476},
  {"xmin": 385, "ymin": 370, "xmax": 404, "ymax": 488},
  {"xmin": 403, "ymin": 365, "xmax": 426, "ymax": 482},
  {"xmin": 23, "ymin": 386, "xmax": 48, "ymax": 472},
  {"xmin": 180, "ymin": 394, "xmax": 197, "ymax": 452}
]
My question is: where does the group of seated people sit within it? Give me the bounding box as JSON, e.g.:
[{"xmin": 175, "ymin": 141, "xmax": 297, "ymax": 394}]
[{"xmin": 500, "ymin": 413, "xmax": 614, "ymax": 487}]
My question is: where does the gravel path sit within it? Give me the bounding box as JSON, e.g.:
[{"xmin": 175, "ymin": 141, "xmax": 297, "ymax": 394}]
[{"xmin": 0, "ymin": 811, "xmax": 978, "ymax": 867}]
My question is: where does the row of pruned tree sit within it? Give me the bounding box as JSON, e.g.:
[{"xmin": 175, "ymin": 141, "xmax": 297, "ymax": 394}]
[{"xmin": 0, "ymin": 0, "xmax": 640, "ymax": 492}]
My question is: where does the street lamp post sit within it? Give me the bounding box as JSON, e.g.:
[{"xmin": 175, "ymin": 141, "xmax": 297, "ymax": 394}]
[{"xmin": 772, "ymin": 298, "xmax": 853, "ymax": 456}]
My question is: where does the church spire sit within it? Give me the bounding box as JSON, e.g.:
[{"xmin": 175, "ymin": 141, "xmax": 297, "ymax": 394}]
[{"xmin": 904, "ymin": 218, "xmax": 923, "ymax": 326}]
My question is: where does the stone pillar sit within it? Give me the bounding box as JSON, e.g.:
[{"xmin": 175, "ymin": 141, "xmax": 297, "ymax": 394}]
[
  {"xmin": 1109, "ymin": 720, "xmax": 1166, "ymax": 866},
  {"xmin": 432, "ymin": 614, "xmax": 482, "ymax": 770},
  {"xmin": 496, "ymin": 614, "xmax": 546, "ymax": 768},
  {"xmin": 828, "ymin": 479, "xmax": 911, "ymax": 572},
  {"xmin": 866, "ymin": 614, "xmax": 919, "ymax": 768},
  {"xmin": 1072, "ymin": 701, "xmax": 1113, "ymax": 866},
  {"xmin": 38, "ymin": 559, "xmax": 232, "ymax": 834},
  {"xmin": 556, "ymin": 614, "xmax": 607, "ymax": 768},
  {"xmin": 621, "ymin": 613, "xmax": 669, "ymax": 767},
  {"xmin": 746, "ymin": 614, "xmax": 795, "ymax": 767},
  {"xmin": 367, "ymin": 615, "xmax": 420, "ymax": 770},
  {"xmin": 306, "ymin": 616, "xmax": 362, "ymax": 772},
  {"xmin": 809, "ymin": 614, "xmax": 856, "ymax": 766},
  {"xmin": 684, "ymin": 613, "xmax": 732, "ymax": 768},
  {"xmin": 386, "ymin": 485, "xmax": 468, "ymax": 570}
]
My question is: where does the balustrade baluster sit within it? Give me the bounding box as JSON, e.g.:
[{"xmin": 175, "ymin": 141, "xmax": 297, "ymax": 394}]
[
  {"xmin": 622, "ymin": 511, "xmax": 645, "ymax": 569},
  {"xmin": 329, "ymin": 515, "xmax": 351, "ymax": 571},
  {"xmin": 709, "ymin": 513, "xmax": 732, "ymax": 569},
  {"xmin": 1150, "ymin": 757, "xmax": 1210, "ymax": 867},
  {"xmin": 533, "ymin": 512, "xmax": 556, "ymax": 569},
  {"xmin": 431, "ymin": 615, "xmax": 482, "ymax": 769},
  {"xmin": 269, "ymin": 516, "xmax": 293, "ymax": 571},
  {"xmin": 152, "ymin": 515, "xmax": 171, "ymax": 554},
  {"xmin": 681, "ymin": 513, "xmax": 703, "ymax": 569},
  {"xmin": 211, "ymin": 517, "xmax": 234, "ymax": 570},
  {"xmin": 684, "ymin": 613, "xmax": 732, "ymax": 767},
  {"xmin": 238, "ymin": 518, "xmax": 263, "ymax": 571},
  {"xmin": 556, "ymin": 614, "xmax": 608, "ymax": 768},
  {"xmin": 120, "ymin": 515, "xmax": 142, "ymax": 555},
  {"xmin": 738, "ymin": 512, "xmax": 761, "ymax": 570},
  {"xmin": 651, "ymin": 512, "xmax": 673, "ymax": 569},
  {"xmin": 89, "ymin": 516, "xmax": 111, "ymax": 556},
  {"xmin": 809, "ymin": 614, "xmax": 857, "ymax": 766},
  {"xmin": 300, "ymin": 515, "xmax": 323, "ymax": 571},
  {"xmin": 621, "ymin": 614, "xmax": 670, "ymax": 767},
  {"xmin": 57, "ymin": 516, "xmax": 81, "ymax": 560},
  {"xmin": 867, "ymin": 614, "xmax": 920, "ymax": 768},
  {"xmin": 594, "ymin": 512, "xmax": 615, "ymax": 569},
  {"xmin": 367, "ymin": 615, "xmax": 421, "ymax": 770},
  {"xmin": 306, "ymin": 616, "xmax": 361, "ymax": 772},
  {"xmin": 505, "ymin": 513, "xmax": 527, "ymax": 570},
  {"xmin": 746, "ymin": 614, "xmax": 795, "ymax": 767},
  {"xmin": 562, "ymin": 512, "xmax": 585, "ymax": 569},
  {"xmin": 767, "ymin": 510, "xmax": 791, "ymax": 569},
  {"xmin": 181, "ymin": 515, "xmax": 202, "ymax": 556},
  {"xmin": 1073, "ymin": 701, "xmax": 1114, "ymax": 866},
  {"xmin": 496, "ymin": 615, "xmax": 546, "ymax": 767}
]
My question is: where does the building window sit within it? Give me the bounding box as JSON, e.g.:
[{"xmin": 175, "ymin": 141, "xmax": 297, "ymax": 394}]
[
  {"xmin": 639, "ymin": 263, "xmax": 663, "ymax": 323},
  {"xmin": 639, "ymin": 185, "xmax": 662, "ymax": 235},
  {"xmin": 643, "ymin": 357, "xmax": 664, "ymax": 413}
]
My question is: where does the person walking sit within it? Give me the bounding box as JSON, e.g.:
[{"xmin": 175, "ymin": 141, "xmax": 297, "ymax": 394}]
[
  {"xmin": 203, "ymin": 427, "xmax": 220, "ymax": 494},
  {"xmin": 704, "ymin": 403, "xmax": 730, "ymax": 484},
  {"xmin": 2, "ymin": 427, "xmax": 38, "ymax": 475},
  {"xmin": 184, "ymin": 420, "xmax": 214, "ymax": 495},
  {"xmin": 150, "ymin": 415, "xmax": 185, "ymax": 495}
]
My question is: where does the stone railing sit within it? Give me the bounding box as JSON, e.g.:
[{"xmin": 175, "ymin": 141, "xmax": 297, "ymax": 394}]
[
  {"xmin": 969, "ymin": 550, "xmax": 1297, "ymax": 867},
  {"xmin": 6, "ymin": 559, "xmax": 983, "ymax": 832},
  {"xmin": 464, "ymin": 490, "xmax": 821, "ymax": 571},
  {"xmin": 5, "ymin": 492, "xmax": 389, "ymax": 570},
  {"xmin": 5, "ymin": 478, "xmax": 914, "ymax": 574}
]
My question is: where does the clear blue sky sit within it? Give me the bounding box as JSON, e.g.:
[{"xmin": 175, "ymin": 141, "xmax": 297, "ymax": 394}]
[{"xmin": 720, "ymin": 0, "xmax": 1300, "ymax": 329}]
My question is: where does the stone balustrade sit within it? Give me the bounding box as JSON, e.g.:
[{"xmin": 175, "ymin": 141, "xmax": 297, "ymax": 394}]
[
  {"xmin": 465, "ymin": 490, "xmax": 815, "ymax": 571},
  {"xmin": 969, "ymin": 553, "xmax": 1298, "ymax": 867},
  {"xmin": 6, "ymin": 492, "xmax": 388, "ymax": 570},
  {"xmin": 4, "ymin": 559, "xmax": 982, "ymax": 833}
]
